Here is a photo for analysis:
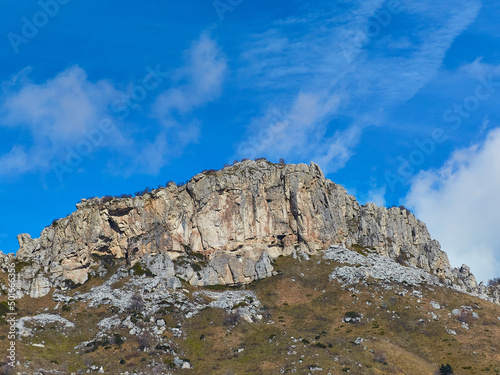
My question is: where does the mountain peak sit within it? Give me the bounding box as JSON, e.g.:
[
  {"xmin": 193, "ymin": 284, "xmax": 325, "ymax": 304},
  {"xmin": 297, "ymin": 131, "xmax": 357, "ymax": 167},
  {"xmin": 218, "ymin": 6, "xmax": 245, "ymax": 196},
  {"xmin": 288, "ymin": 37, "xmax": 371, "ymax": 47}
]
[{"xmin": 0, "ymin": 161, "xmax": 498, "ymax": 304}]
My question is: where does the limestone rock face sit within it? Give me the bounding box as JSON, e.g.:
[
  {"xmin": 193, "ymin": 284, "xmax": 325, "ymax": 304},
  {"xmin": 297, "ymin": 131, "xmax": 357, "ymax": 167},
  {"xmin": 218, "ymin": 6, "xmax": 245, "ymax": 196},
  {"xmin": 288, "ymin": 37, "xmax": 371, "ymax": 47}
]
[
  {"xmin": 0, "ymin": 160, "xmax": 495, "ymax": 302},
  {"xmin": 453, "ymin": 265, "xmax": 478, "ymax": 292}
]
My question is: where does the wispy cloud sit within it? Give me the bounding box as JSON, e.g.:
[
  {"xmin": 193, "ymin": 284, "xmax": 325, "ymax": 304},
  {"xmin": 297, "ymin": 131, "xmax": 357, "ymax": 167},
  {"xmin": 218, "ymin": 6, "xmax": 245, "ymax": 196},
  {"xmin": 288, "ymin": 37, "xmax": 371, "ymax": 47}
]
[
  {"xmin": 405, "ymin": 127, "xmax": 500, "ymax": 282},
  {"xmin": 131, "ymin": 31, "xmax": 228, "ymax": 175},
  {"xmin": 153, "ymin": 31, "xmax": 227, "ymax": 125},
  {"xmin": 236, "ymin": 0, "xmax": 481, "ymax": 172}
]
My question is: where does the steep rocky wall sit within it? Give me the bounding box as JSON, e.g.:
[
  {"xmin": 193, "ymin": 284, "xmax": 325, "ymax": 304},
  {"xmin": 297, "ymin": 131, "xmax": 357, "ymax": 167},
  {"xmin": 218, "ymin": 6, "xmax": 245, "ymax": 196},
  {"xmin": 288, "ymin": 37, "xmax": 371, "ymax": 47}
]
[{"xmin": 0, "ymin": 160, "xmax": 485, "ymax": 298}]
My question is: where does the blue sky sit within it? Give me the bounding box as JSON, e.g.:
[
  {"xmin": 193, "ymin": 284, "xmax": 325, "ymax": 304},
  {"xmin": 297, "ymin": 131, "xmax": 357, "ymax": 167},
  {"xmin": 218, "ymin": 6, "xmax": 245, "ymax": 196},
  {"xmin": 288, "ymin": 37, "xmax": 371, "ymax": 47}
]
[{"xmin": 1, "ymin": 0, "xmax": 500, "ymax": 281}]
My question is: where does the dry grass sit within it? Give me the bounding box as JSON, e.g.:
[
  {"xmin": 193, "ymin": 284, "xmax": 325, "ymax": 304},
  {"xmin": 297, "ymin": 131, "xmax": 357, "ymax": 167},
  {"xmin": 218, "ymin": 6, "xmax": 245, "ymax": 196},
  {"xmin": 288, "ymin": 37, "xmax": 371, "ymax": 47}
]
[{"xmin": 1, "ymin": 252, "xmax": 499, "ymax": 374}]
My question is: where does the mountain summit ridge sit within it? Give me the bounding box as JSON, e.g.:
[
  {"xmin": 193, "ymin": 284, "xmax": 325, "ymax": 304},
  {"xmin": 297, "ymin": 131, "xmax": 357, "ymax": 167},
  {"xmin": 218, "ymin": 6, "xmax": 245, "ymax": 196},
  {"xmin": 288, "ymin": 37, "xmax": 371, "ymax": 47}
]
[{"xmin": 0, "ymin": 159, "xmax": 498, "ymax": 303}]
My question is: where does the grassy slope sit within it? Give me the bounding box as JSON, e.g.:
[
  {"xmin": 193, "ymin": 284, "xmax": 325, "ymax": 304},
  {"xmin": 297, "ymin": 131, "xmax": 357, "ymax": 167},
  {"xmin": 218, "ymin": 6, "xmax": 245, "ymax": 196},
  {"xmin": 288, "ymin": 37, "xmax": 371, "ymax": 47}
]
[
  {"xmin": 0, "ymin": 253, "xmax": 499, "ymax": 374},
  {"xmin": 181, "ymin": 256, "xmax": 500, "ymax": 374}
]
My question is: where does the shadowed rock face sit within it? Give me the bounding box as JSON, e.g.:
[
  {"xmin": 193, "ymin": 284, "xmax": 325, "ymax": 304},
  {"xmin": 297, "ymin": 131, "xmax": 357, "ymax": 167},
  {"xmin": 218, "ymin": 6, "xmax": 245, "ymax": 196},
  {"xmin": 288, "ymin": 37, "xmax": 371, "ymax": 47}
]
[{"xmin": 0, "ymin": 160, "xmax": 494, "ymax": 301}]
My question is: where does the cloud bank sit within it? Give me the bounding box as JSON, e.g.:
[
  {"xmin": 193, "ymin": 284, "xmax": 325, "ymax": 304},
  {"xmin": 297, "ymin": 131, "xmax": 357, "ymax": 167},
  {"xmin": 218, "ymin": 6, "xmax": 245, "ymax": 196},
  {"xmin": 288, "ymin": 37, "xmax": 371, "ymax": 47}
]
[{"xmin": 405, "ymin": 127, "xmax": 500, "ymax": 282}]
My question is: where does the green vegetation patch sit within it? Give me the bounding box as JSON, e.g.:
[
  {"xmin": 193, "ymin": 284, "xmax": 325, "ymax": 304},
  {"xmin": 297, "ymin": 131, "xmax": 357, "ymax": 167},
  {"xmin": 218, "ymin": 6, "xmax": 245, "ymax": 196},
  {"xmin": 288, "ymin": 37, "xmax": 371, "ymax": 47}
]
[
  {"xmin": 349, "ymin": 244, "xmax": 369, "ymax": 256},
  {"xmin": 130, "ymin": 262, "xmax": 154, "ymax": 277},
  {"xmin": 15, "ymin": 259, "xmax": 34, "ymax": 273}
]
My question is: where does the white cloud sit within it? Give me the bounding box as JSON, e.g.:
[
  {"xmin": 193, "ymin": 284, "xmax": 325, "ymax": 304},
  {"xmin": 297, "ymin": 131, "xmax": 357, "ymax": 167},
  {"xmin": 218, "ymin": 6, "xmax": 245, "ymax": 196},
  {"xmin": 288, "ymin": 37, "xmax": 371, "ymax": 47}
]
[
  {"xmin": 350, "ymin": 183, "xmax": 387, "ymax": 207},
  {"xmin": 0, "ymin": 145, "xmax": 32, "ymax": 175},
  {"xmin": 125, "ymin": 121, "xmax": 201, "ymax": 176},
  {"xmin": 236, "ymin": 0, "xmax": 481, "ymax": 172},
  {"xmin": 404, "ymin": 127, "xmax": 500, "ymax": 282},
  {"xmin": 2, "ymin": 67, "xmax": 117, "ymax": 140},
  {"xmin": 126, "ymin": 31, "xmax": 226, "ymax": 175},
  {"xmin": 129, "ymin": 31, "xmax": 226, "ymax": 175},
  {"xmin": 234, "ymin": 91, "xmax": 355, "ymax": 173},
  {"xmin": 0, "ymin": 66, "xmax": 122, "ymax": 176},
  {"xmin": 312, "ymin": 125, "xmax": 362, "ymax": 174},
  {"xmin": 153, "ymin": 31, "xmax": 227, "ymax": 125},
  {"xmin": 365, "ymin": 186, "xmax": 387, "ymax": 207}
]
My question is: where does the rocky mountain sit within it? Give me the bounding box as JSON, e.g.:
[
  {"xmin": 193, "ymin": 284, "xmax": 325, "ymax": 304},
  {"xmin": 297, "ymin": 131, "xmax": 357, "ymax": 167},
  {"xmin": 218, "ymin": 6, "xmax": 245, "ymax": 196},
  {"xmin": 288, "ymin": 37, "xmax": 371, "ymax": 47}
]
[
  {"xmin": 0, "ymin": 160, "xmax": 499, "ymax": 374},
  {"xmin": 0, "ymin": 159, "xmax": 497, "ymax": 303}
]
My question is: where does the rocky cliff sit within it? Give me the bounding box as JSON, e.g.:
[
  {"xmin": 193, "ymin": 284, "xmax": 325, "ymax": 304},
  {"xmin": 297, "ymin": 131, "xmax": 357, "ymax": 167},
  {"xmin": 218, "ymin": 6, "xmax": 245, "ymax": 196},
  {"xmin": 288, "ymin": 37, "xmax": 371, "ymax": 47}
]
[{"xmin": 0, "ymin": 160, "xmax": 498, "ymax": 303}]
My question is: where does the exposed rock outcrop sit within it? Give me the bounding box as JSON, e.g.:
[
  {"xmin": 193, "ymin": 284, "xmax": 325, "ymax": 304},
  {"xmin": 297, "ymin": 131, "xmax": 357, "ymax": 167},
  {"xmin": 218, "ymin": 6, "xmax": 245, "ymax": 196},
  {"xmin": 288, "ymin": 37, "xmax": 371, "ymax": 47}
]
[
  {"xmin": 0, "ymin": 160, "xmax": 497, "ymax": 303},
  {"xmin": 325, "ymin": 245, "xmax": 499, "ymax": 304}
]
